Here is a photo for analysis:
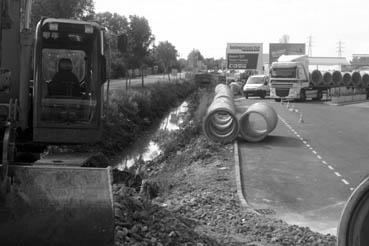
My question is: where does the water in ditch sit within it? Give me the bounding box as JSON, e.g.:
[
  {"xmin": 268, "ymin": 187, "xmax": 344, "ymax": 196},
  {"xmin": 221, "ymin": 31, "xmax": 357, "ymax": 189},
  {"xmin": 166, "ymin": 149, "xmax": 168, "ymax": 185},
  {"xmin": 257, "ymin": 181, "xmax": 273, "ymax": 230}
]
[{"xmin": 115, "ymin": 101, "xmax": 189, "ymax": 170}]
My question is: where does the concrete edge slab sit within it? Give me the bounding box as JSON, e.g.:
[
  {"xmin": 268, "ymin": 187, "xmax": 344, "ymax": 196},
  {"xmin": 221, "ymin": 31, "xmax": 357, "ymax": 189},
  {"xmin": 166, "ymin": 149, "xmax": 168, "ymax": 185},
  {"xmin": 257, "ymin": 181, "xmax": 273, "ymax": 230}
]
[
  {"xmin": 325, "ymin": 99, "xmax": 368, "ymax": 106},
  {"xmin": 234, "ymin": 140, "xmax": 261, "ymax": 216}
]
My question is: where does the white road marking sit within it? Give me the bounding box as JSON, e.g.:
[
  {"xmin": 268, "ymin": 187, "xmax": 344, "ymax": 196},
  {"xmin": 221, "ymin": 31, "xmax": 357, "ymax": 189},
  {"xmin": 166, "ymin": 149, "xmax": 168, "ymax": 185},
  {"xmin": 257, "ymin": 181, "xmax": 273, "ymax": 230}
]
[
  {"xmin": 342, "ymin": 179, "xmax": 350, "ymax": 185},
  {"xmin": 280, "ymin": 115, "xmax": 353, "ymax": 192}
]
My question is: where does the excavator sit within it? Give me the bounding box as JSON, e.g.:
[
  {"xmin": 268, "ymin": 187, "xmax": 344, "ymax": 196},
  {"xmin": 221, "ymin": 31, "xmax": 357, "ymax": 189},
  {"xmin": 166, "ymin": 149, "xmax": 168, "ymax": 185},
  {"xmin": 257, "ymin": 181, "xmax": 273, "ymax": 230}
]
[{"xmin": 0, "ymin": 0, "xmax": 114, "ymax": 245}]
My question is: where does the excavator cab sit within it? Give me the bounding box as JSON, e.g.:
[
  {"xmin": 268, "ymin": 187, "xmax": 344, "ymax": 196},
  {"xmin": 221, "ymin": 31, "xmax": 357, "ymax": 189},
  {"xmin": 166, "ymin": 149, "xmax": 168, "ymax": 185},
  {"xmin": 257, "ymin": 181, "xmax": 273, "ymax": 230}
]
[
  {"xmin": 0, "ymin": 14, "xmax": 114, "ymax": 246},
  {"xmin": 33, "ymin": 18, "xmax": 107, "ymax": 143}
]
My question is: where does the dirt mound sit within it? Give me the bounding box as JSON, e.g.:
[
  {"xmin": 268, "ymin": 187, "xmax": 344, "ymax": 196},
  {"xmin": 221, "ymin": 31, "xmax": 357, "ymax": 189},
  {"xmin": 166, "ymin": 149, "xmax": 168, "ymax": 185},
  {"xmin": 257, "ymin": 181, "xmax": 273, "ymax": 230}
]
[
  {"xmin": 147, "ymin": 136, "xmax": 337, "ymax": 245},
  {"xmin": 113, "ymin": 185, "xmax": 220, "ymax": 245}
]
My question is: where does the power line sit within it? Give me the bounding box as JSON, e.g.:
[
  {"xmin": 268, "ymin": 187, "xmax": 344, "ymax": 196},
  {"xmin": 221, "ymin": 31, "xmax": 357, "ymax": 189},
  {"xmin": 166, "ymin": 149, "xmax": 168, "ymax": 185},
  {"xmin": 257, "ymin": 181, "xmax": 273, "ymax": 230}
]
[{"xmin": 337, "ymin": 40, "xmax": 344, "ymax": 57}]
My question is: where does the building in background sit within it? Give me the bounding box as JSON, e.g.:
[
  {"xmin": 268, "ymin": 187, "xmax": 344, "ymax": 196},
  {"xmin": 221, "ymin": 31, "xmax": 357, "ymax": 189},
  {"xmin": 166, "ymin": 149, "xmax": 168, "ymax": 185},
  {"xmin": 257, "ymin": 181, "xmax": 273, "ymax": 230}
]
[{"xmin": 351, "ymin": 54, "xmax": 369, "ymax": 70}]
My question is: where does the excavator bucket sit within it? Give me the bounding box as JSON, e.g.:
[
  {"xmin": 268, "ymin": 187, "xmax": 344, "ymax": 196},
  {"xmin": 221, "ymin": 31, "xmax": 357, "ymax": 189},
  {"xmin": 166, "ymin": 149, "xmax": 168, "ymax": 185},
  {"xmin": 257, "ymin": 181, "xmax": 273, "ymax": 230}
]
[{"xmin": 0, "ymin": 165, "xmax": 114, "ymax": 246}]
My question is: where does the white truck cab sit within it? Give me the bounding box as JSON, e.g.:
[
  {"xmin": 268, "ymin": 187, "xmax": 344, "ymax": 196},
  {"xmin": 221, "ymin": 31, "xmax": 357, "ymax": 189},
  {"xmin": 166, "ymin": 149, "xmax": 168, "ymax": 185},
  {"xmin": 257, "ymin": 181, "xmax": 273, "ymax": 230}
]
[{"xmin": 269, "ymin": 55, "xmax": 322, "ymax": 101}]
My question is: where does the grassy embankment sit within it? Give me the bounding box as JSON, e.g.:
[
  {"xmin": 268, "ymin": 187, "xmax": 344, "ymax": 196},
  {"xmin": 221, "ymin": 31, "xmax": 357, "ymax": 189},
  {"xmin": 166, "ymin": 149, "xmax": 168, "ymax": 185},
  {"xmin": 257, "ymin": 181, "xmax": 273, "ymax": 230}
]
[{"xmin": 98, "ymin": 79, "xmax": 197, "ymax": 158}]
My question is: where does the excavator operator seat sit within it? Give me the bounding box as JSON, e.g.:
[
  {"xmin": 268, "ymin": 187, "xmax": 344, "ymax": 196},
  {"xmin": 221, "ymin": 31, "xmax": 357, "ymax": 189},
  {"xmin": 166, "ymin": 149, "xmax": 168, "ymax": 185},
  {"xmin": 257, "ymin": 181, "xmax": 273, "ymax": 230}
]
[
  {"xmin": 59, "ymin": 58, "xmax": 73, "ymax": 71},
  {"xmin": 48, "ymin": 58, "xmax": 80, "ymax": 97}
]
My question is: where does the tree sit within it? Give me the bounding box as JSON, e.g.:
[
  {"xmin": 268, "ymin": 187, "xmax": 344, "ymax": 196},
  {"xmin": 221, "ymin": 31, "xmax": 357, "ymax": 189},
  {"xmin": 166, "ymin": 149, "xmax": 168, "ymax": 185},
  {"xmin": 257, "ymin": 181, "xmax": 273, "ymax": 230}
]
[
  {"xmin": 155, "ymin": 41, "xmax": 178, "ymax": 81},
  {"xmin": 95, "ymin": 12, "xmax": 129, "ymax": 79},
  {"xmin": 177, "ymin": 58, "xmax": 187, "ymax": 72},
  {"xmin": 95, "ymin": 12, "xmax": 128, "ymax": 36},
  {"xmin": 187, "ymin": 49, "xmax": 204, "ymax": 71},
  {"xmin": 31, "ymin": 0, "xmax": 95, "ymax": 27},
  {"xmin": 279, "ymin": 34, "xmax": 290, "ymax": 43},
  {"xmin": 126, "ymin": 15, "xmax": 155, "ymax": 87}
]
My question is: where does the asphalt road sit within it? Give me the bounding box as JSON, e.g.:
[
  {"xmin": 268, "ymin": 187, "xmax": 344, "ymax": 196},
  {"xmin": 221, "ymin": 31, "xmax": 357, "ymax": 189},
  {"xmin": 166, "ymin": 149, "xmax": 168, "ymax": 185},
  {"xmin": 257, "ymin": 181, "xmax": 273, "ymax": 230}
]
[{"xmin": 236, "ymin": 97, "xmax": 369, "ymax": 235}]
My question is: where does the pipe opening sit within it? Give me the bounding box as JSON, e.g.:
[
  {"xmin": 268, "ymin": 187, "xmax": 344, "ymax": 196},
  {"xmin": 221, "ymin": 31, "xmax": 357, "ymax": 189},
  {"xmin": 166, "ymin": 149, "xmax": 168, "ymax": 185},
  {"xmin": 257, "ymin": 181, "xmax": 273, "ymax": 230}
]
[
  {"xmin": 204, "ymin": 110, "xmax": 238, "ymax": 142},
  {"xmin": 239, "ymin": 112, "xmax": 268, "ymax": 142}
]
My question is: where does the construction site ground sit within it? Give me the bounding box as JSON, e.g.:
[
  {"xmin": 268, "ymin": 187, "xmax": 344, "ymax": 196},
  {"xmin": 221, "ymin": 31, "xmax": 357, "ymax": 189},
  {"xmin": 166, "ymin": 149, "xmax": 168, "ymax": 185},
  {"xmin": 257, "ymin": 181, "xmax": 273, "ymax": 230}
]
[{"xmin": 113, "ymin": 91, "xmax": 340, "ymax": 246}]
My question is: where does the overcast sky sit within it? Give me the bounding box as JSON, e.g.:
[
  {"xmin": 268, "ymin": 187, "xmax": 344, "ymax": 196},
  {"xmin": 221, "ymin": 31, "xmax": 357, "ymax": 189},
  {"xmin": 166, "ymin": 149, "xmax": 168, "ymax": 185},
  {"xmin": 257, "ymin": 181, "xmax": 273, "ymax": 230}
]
[{"xmin": 94, "ymin": 0, "xmax": 369, "ymax": 60}]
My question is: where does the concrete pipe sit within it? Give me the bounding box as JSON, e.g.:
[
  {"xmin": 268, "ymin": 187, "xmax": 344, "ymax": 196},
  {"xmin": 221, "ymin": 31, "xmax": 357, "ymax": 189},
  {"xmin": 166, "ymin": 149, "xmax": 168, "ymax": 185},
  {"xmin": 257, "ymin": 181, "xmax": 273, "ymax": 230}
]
[
  {"xmin": 229, "ymin": 82, "xmax": 241, "ymax": 95},
  {"xmin": 362, "ymin": 73, "xmax": 369, "ymax": 88},
  {"xmin": 311, "ymin": 70, "xmax": 322, "ymax": 87},
  {"xmin": 332, "ymin": 71, "xmax": 343, "ymax": 86},
  {"xmin": 215, "ymin": 83, "xmax": 231, "ymax": 94},
  {"xmin": 337, "ymin": 175, "xmax": 369, "ymax": 246},
  {"xmin": 203, "ymin": 85, "xmax": 239, "ymax": 143},
  {"xmin": 238, "ymin": 102, "xmax": 278, "ymax": 142},
  {"xmin": 342, "ymin": 72, "xmax": 352, "ymax": 86},
  {"xmin": 322, "ymin": 72, "xmax": 332, "ymax": 87},
  {"xmin": 352, "ymin": 71, "xmax": 362, "ymax": 87}
]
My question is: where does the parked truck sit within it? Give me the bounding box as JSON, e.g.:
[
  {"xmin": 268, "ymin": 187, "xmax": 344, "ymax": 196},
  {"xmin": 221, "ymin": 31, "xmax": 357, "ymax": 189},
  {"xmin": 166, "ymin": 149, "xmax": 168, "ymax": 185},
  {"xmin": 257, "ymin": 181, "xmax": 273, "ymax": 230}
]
[{"xmin": 269, "ymin": 55, "xmax": 324, "ymax": 101}]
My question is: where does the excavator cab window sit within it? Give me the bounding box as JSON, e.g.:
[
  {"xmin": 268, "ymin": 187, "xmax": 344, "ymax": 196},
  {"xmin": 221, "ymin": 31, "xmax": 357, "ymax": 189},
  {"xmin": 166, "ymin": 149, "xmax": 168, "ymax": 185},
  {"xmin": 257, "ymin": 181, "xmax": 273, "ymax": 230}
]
[
  {"xmin": 42, "ymin": 50, "xmax": 86, "ymax": 98},
  {"xmin": 39, "ymin": 45, "xmax": 96, "ymax": 124},
  {"xmin": 271, "ymin": 67, "xmax": 297, "ymax": 79}
]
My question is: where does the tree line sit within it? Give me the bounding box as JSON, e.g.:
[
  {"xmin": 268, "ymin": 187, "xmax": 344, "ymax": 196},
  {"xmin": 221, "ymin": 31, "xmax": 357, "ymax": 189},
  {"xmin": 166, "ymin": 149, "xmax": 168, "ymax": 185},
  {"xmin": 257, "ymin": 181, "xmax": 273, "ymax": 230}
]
[{"xmin": 31, "ymin": 0, "xmax": 224, "ymax": 85}]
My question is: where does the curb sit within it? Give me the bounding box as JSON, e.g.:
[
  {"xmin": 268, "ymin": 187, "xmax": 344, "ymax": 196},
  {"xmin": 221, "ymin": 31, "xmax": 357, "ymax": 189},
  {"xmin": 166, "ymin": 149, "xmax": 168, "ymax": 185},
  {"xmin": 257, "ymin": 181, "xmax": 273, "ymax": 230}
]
[
  {"xmin": 233, "ymin": 140, "xmax": 250, "ymax": 208},
  {"xmin": 325, "ymin": 99, "xmax": 369, "ymax": 106}
]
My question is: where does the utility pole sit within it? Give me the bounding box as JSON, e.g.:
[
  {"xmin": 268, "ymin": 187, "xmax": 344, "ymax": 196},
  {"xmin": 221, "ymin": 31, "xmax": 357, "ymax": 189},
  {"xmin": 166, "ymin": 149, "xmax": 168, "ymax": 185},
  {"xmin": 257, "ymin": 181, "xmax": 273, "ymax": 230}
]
[
  {"xmin": 337, "ymin": 40, "xmax": 344, "ymax": 57},
  {"xmin": 307, "ymin": 35, "xmax": 313, "ymax": 57}
]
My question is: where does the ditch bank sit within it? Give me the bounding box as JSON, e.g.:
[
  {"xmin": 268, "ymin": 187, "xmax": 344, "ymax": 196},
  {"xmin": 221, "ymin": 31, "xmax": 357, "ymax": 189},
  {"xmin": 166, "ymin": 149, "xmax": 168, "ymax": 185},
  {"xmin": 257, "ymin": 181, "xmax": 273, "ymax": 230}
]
[{"xmin": 112, "ymin": 87, "xmax": 337, "ymax": 246}]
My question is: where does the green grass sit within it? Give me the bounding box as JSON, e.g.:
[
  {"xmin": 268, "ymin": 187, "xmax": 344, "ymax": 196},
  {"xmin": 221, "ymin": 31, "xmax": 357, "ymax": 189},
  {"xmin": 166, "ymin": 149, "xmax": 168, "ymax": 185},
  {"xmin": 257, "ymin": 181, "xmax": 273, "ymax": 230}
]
[{"xmin": 99, "ymin": 79, "xmax": 197, "ymax": 156}]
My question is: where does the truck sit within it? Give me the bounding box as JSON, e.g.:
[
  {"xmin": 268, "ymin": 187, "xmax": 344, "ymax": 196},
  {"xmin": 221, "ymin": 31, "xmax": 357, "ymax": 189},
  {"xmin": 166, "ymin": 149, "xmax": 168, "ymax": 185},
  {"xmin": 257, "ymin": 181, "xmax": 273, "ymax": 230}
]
[{"xmin": 269, "ymin": 55, "xmax": 323, "ymax": 101}]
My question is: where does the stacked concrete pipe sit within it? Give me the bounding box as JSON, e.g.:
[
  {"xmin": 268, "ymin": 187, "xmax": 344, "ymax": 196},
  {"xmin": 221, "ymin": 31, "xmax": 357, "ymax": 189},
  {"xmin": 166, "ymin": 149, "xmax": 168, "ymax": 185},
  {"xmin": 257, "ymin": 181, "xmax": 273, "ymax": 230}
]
[
  {"xmin": 311, "ymin": 70, "xmax": 322, "ymax": 87},
  {"xmin": 342, "ymin": 72, "xmax": 352, "ymax": 86},
  {"xmin": 361, "ymin": 72, "xmax": 369, "ymax": 88},
  {"xmin": 238, "ymin": 102, "xmax": 278, "ymax": 142},
  {"xmin": 322, "ymin": 71, "xmax": 332, "ymax": 87},
  {"xmin": 204, "ymin": 85, "xmax": 278, "ymax": 143},
  {"xmin": 332, "ymin": 71, "xmax": 343, "ymax": 86},
  {"xmin": 352, "ymin": 71, "xmax": 362, "ymax": 87},
  {"xmin": 203, "ymin": 84, "xmax": 239, "ymax": 143}
]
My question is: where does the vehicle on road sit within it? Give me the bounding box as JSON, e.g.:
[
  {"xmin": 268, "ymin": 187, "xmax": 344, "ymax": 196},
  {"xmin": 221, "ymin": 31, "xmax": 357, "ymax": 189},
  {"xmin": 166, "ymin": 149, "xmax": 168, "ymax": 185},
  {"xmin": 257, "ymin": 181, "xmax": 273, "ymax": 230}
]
[
  {"xmin": 269, "ymin": 55, "xmax": 324, "ymax": 101},
  {"xmin": 243, "ymin": 75, "xmax": 270, "ymax": 99}
]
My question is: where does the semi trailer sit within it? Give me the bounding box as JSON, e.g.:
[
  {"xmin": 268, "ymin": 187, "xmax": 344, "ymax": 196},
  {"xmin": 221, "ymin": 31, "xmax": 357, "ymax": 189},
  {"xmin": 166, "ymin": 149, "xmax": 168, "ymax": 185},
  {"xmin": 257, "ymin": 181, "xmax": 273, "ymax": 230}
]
[{"xmin": 269, "ymin": 55, "xmax": 323, "ymax": 101}]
